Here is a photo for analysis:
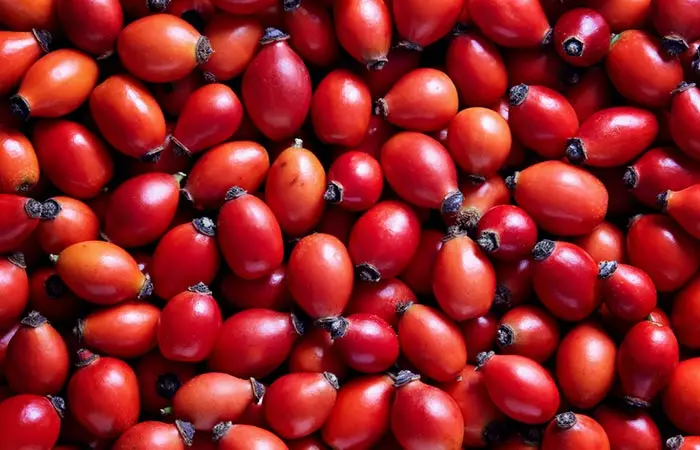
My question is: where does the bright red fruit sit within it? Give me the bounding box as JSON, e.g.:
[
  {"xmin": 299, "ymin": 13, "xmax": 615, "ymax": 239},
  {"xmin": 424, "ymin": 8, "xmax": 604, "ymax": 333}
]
[
  {"xmin": 553, "ymin": 8, "xmax": 610, "ymax": 67},
  {"xmin": 35, "ymin": 196, "xmax": 99, "ymax": 254},
  {"xmin": 0, "ymin": 30, "xmax": 51, "ymax": 97},
  {"xmin": 392, "ymin": 0, "xmax": 463, "ymax": 49},
  {"xmin": 475, "ymin": 205, "xmax": 537, "ymax": 262},
  {"xmin": 0, "ymin": 394, "xmax": 64, "ymax": 449},
  {"xmin": 598, "ymin": 261, "xmax": 657, "ymax": 322},
  {"xmin": 57, "ymin": 0, "xmax": 123, "ymax": 57},
  {"xmin": 0, "ymin": 195, "xmax": 42, "ymax": 253},
  {"xmin": 669, "ymin": 82, "xmax": 700, "ymax": 161},
  {"xmin": 663, "ymin": 358, "xmax": 700, "ymax": 435},
  {"xmin": 467, "ymin": 0, "xmax": 552, "ymax": 48},
  {"xmin": 497, "ymin": 305, "xmax": 560, "ymax": 363},
  {"xmin": 542, "ymin": 412, "xmax": 610, "ymax": 450},
  {"xmin": 333, "ymin": 0, "xmax": 392, "ymax": 69},
  {"xmin": 0, "ymin": 253, "xmax": 30, "ymax": 331}
]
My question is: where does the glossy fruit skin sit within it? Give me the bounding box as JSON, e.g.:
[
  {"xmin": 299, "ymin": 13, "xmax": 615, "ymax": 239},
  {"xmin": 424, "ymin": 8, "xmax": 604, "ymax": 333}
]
[
  {"xmin": 555, "ymin": 322, "xmax": 616, "ymax": 409},
  {"xmin": 398, "ymin": 229, "xmax": 442, "ymax": 296},
  {"xmin": 201, "ymin": 14, "xmax": 263, "ymax": 81},
  {"xmin": 672, "ymin": 274, "xmax": 700, "ymax": 348},
  {"xmin": 381, "ymin": 132, "xmax": 461, "ymax": 213},
  {"xmin": 0, "ymin": 126, "xmax": 39, "ymax": 194},
  {"xmin": 627, "ymin": 214, "xmax": 700, "ymax": 292},
  {"xmin": 392, "ymin": 0, "xmax": 462, "ymax": 48},
  {"xmin": 567, "ymin": 106, "xmax": 659, "ymax": 167},
  {"xmin": 209, "ymin": 309, "xmax": 301, "ymax": 378},
  {"xmin": 214, "ymin": 0, "xmax": 275, "ymax": 14},
  {"xmin": 605, "ymin": 30, "xmax": 683, "ymax": 108},
  {"xmin": 287, "ymin": 233, "xmax": 354, "ymax": 319},
  {"xmin": 36, "ymin": 196, "xmax": 99, "ymax": 254},
  {"xmin": 447, "ymin": 107, "xmax": 511, "ymax": 177},
  {"xmin": 326, "ymin": 151, "xmax": 383, "ymax": 212},
  {"xmin": 349, "ymin": 200, "xmax": 421, "ymax": 282},
  {"xmin": 90, "ymin": 74, "xmax": 167, "ymax": 160},
  {"xmin": 652, "ymin": 0, "xmax": 700, "ymax": 50},
  {"xmin": 5, "ymin": 312, "xmax": 69, "ymax": 395},
  {"xmin": 0, "ymin": 195, "xmax": 42, "ymax": 253},
  {"xmin": 288, "ymin": 327, "xmax": 349, "ymax": 381},
  {"xmin": 158, "ymin": 285, "xmax": 222, "ymax": 362},
  {"xmin": 265, "ymin": 142, "xmax": 326, "ymax": 236},
  {"xmin": 663, "ymin": 184, "xmax": 700, "ymax": 239},
  {"xmin": 618, "ymin": 321, "xmax": 679, "ymax": 406},
  {"xmin": 362, "ymin": 48, "xmax": 420, "ymax": 100},
  {"xmin": 311, "ymin": 70, "xmax": 371, "ymax": 147},
  {"xmin": 542, "ymin": 412, "xmax": 610, "ymax": 450},
  {"xmin": 0, "ymin": 0, "xmax": 58, "ymax": 32},
  {"xmin": 532, "ymin": 240, "xmax": 601, "ymax": 321},
  {"xmin": 11, "ymin": 49, "xmax": 98, "ymax": 120},
  {"xmin": 459, "ymin": 314, "xmax": 497, "ymax": 365},
  {"xmin": 184, "ymin": 141, "xmax": 269, "ymax": 211},
  {"xmin": 398, "ymin": 303, "xmax": 467, "ymax": 382},
  {"xmin": 377, "ymin": 69, "xmax": 459, "ymax": 132},
  {"xmin": 104, "ymin": 173, "xmax": 181, "ymax": 248},
  {"xmin": 217, "ymin": 424, "xmax": 288, "ymax": 450},
  {"xmin": 511, "ymin": 161, "xmax": 608, "ymax": 236},
  {"xmin": 478, "ymin": 352, "xmax": 560, "ymax": 424},
  {"xmin": 497, "ymin": 305, "xmax": 559, "ymax": 363},
  {"xmin": 508, "ymin": 84, "xmax": 579, "ymax": 159},
  {"xmin": 553, "ymin": 8, "xmax": 610, "ymax": 67},
  {"xmin": 28, "ymin": 267, "xmax": 80, "ymax": 325},
  {"xmin": 505, "ymin": 48, "xmax": 569, "ymax": 91},
  {"xmin": 113, "ymin": 420, "xmax": 192, "ymax": 450},
  {"xmin": 467, "ymin": 0, "xmax": 551, "ymax": 48},
  {"xmin": 0, "ymin": 255, "xmax": 29, "ymax": 333},
  {"xmin": 217, "ymin": 188, "xmax": 283, "ymax": 280},
  {"xmin": 433, "ymin": 232, "xmax": 495, "ymax": 321},
  {"xmin": 117, "ymin": 14, "xmax": 211, "ymax": 83},
  {"xmin": 439, "ymin": 365, "xmax": 506, "ymax": 448},
  {"xmin": 566, "ymin": 66, "xmax": 614, "ymax": 123},
  {"xmin": 493, "ymin": 257, "xmax": 533, "ymax": 312},
  {"xmin": 172, "ymin": 372, "xmax": 254, "ymax": 430},
  {"xmin": 333, "ymin": 0, "xmax": 392, "ymax": 69},
  {"xmin": 599, "ymin": 262, "xmax": 657, "ymax": 322},
  {"xmin": 55, "ymin": 240, "xmax": 151, "ymax": 305},
  {"xmin": 151, "ymin": 218, "xmax": 220, "ymax": 300},
  {"xmin": 321, "ymin": 374, "xmax": 394, "ymax": 449},
  {"xmin": 391, "ymin": 375, "xmax": 464, "ymax": 450},
  {"xmin": 68, "ymin": 350, "xmax": 140, "ymax": 439},
  {"xmin": 475, "ymin": 205, "xmax": 537, "ymax": 262},
  {"xmin": 242, "ymin": 32, "xmax": 311, "ymax": 141},
  {"xmin": 219, "ymin": 264, "xmax": 292, "ymax": 311},
  {"xmin": 57, "ymin": 0, "xmax": 123, "ymax": 56},
  {"xmin": 446, "ymin": 31, "xmax": 507, "ymax": 107},
  {"xmin": 345, "ymin": 278, "xmax": 417, "ymax": 329},
  {"xmin": 135, "ymin": 351, "xmax": 196, "ymax": 414},
  {"xmin": 0, "ymin": 394, "xmax": 63, "ymax": 450},
  {"xmin": 593, "ymin": 405, "xmax": 662, "ymax": 450},
  {"xmin": 171, "ymin": 83, "xmax": 243, "ymax": 156},
  {"xmin": 573, "ymin": 221, "xmax": 626, "ymax": 264},
  {"xmin": 325, "ymin": 314, "xmax": 399, "ymax": 373},
  {"xmin": 79, "ymin": 301, "xmax": 160, "ymax": 359},
  {"xmin": 670, "ymin": 83, "xmax": 700, "ymax": 160},
  {"xmin": 285, "ymin": 1, "xmax": 338, "ymax": 67},
  {"xmin": 265, "ymin": 372, "xmax": 338, "ymax": 440},
  {"xmin": 585, "ymin": 0, "xmax": 650, "ymax": 32},
  {"xmin": 457, "ymin": 174, "xmax": 510, "ymax": 227},
  {"xmin": 663, "ymin": 358, "xmax": 700, "ymax": 434},
  {"xmin": 0, "ymin": 30, "xmax": 49, "ymax": 97},
  {"xmin": 32, "ymin": 120, "xmax": 114, "ymax": 199}
]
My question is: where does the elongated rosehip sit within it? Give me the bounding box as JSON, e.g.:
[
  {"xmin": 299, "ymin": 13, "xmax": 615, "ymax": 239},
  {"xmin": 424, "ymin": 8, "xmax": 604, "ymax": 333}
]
[
  {"xmin": 660, "ymin": 184, "xmax": 700, "ymax": 239},
  {"xmin": 52, "ymin": 240, "xmax": 152, "ymax": 305},
  {"xmin": 553, "ymin": 8, "xmax": 611, "ymax": 67},
  {"xmin": 663, "ymin": 358, "xmax": 700, "ymax": 435},
  {"xmin": 598, "ymin": 261, "xmax": 657, "ymax": 322},
  {"xmin": 113, "ymin": 420, "xmax": 195, "ymax": 449},
  {"xmin": 334, "ymin": 0, "xmax": 392, "ymax": 69},
  {"xmin": 509, "ymin": 161, "xmax": 608, "ymax": 236},
  {"xmin": 376, "ymin": 69, "xmax": 459, "ymax": 132},
  {"xmin": 566, "ymin": 106, "xmax": 659, "ymax": 167},
  {"xmin": 35, "ymin": 196, "xmax": 99, "ymax": 255},
  {"xmin": 201, "ymin": 14, "xmax": 263, "ymax": 81},
  {"xmin": 242, "ymin": 28, "xmax": 311, "ymax": 141},
  {"xmin": 532, "ymin": 240, "xmax": 601, "ymax": 321},
  {"xmin": 476, "ymin": 351, "xmax": 560, "ymax": 424},
  {"xmin": 117, "ymin": 14, "xmax": 213, "ymax": 83},
  {"xmin": 468, "ymin": 0, "xmax": 552, "ymax": 48},
  {"xmin": 433, "ymin": 229, "xmax": 496, "ymax": 321},
  {"xmin": 669, "ymin": 82, "xmax": 700, "ymax": 161},
  {"xmin": 0, "ymin": 254, "xmax": 29, "ymax": 332},
  {"xmin": 57, "ymin": 0, "xmax": 123, "ymax": 57},
  {"xmin": 217, "ymin": 187, "xmax": 284, "ymax": 281},
  {"xmin": 0, "ymin": 30, "xmax": 51, "ymax": 96},
  {"xmin": 593, "ymin": 405, "xmax": 661, "ymax": 450},
  {"xmin": 508, "ymin": 84, "xmax": 579, "ymax": 159},
  {"xmin": 214, "ymin": 423, "xmax": 287, "ymax": 450},
  {"xmin": 672, "ymin": 274, "xmax": 700, "ymax": 349},
  {"xmin": 0, "ymin": 126, "xmax": 40, "ymax": 194}
]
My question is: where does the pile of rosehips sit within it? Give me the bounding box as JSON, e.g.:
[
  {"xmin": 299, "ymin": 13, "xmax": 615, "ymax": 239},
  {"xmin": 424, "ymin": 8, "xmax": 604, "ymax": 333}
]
[{"xmin": 1, "ymin": 0, "xmax": 700, "ymax": 448}]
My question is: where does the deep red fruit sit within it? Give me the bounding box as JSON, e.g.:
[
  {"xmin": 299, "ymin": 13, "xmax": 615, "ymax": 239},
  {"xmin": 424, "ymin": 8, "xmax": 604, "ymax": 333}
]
[
  {"xmin": 135, "ymin": 351, "xmax": 196, "ymax": 415},
  {"xmin": 217, "ymin": 187, "xmax": 284, "ymax": 281},
  {"xmin": 399, "ymin": 229, "xmax": 443, "ymax": 296},
  {"xmin": 151, "ymin": 218, "xmax": 221, "ymax": 301},
  {"xmin": 113, "ymin": 420, "xmax": 195, "ymax": 450},
  {"xmin": 215, "ymin": 423, "xmax": 288, "ymax": 450},
  {"xmin": 477, "ymin": 351, "xmax": 560, "ymax": 424},
  {"xmin": 67, "ymin": 349, "xmax": 140, "ymax": 439},
  {"xmin": 573, "ymin": 221, "xmax": 627, "ymax": 264},
  {"xmin": 391, "ymin": 372, "xmax": 464, "ymax": 450},
  {"xmin": 35, "ymin": 196, "xmax": 99, "ymax": 254},
  {"xmin": 433, "ymin": 230, "xmax": 496, "ymax": 321},
  {"xmin": 661, "ymin": 184, "xmax": 700, "ymax": 239},
  {"xmin": 264, "ymin": 372, "xmax": 339, "ymax": 440},
  {"xmin": 669, "ymin": 82, "xmax": 700, "ymax": 161},
  {"xmin": 287, "ymin": 328, "xmax": 349, "ymax": 381},
  {"xmin": 672, "ymin": 273, "xmax": 700, "ymax": 349},
  {"xmin": 565, "ymin": 66, "xmax": 614, "ymax": 122},
  {"xmin": 593, "ymin": 405, "xmax": 662, "ymax": 450},
  {"xmin": 284, "ymin": 0, "xmax": 339, "ymax": 67},
  {"xmin": 325, "ymin": 151, "xmax": 383, "ymax": 212},
  {"xmin": 219, "ymin": 264, "xmax": 292, "ymax": 311},
  {"xmin": 652, "ymin": 0, "xmax": 700, "ymax": 56},
  {"xmin": 532, "ymin": 240, "xmax": 601, "ymax": 321},
  {"xmin": 493, "ymin": 257, "xmax": 533, "ymax": 312},
  {"xmin": 287, "ymin": 232, "xmax": 354, "ymax": 318},
  {"xmin": 57, "ymin": 0, "xmax": 123, "ymax": 56},
  {"xmin": 242, "ymin": 29, "xmax": 311, "ymax": 141},
  {"xmin": 0, "ymin": 253, "xmax": 29, "ymax": 331},
  {"xmin": 362, "ymin": 48, "xmax": 421, "ymax": 99},
  {"xmin": 507, "ymin": 84, "xmax": 579, "ymax": 159},
  {"xmin": 542, "ymin": 412, "xmax": 610, "ymax": 450},
  {"xmin": 467, "ymin": 0, "xmax": 552, "ymax": 48},
  {"xmin": 553, "ymin": 8, "xmax": 610, "ymax": 67},
  {"xmin": 28, "ymin": 268, "xmax": 80, "ymax": 326},
  {"xmin": 497, "ymin": 305, "xmax": 560, "ymax": 363},
  {"xmin": 392, "ymin": 0, "xmax": 462, "ymax": 49},
  {"xmin": 627, "ymin": 214, "xmax": 700, "ymax": 292},
  {"xmin": 0, "ymin": 195, "xmax": 42, "ymax": 253},
  {"xmin": 598, "ymin": 261, "xmax": 657, "ymax": 322},
  {"xmin": 663, "ymin": 358, "xmax": 700, "ymax": 435},
  {"xmin": 201, "ymin": 15, "xmax": 263, "ymax": 81},
  {"xmin": 475, "ymin": 205, "xmax": 537, "ymax": 262},
  {"xmin": 0, "ymin": 394, "xmax": 64, "ymax": 449},
  {"xmin": 333, "ymin": 0, "xmax": 392, "ymax": 69},
  {"xmin": 208, "ymin": 309, "xmax": 303, "ymax": 378},
  {"xmin": 158, "ymin": 284, "xmax": 222, "ymax": 362},
  {"xmin": 344, "ymin": 278, "xmax": 417, "ymax": 329},
  {"xmin": 397, "ymin": 303, "xmax": 467, "ymax": 382}
]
